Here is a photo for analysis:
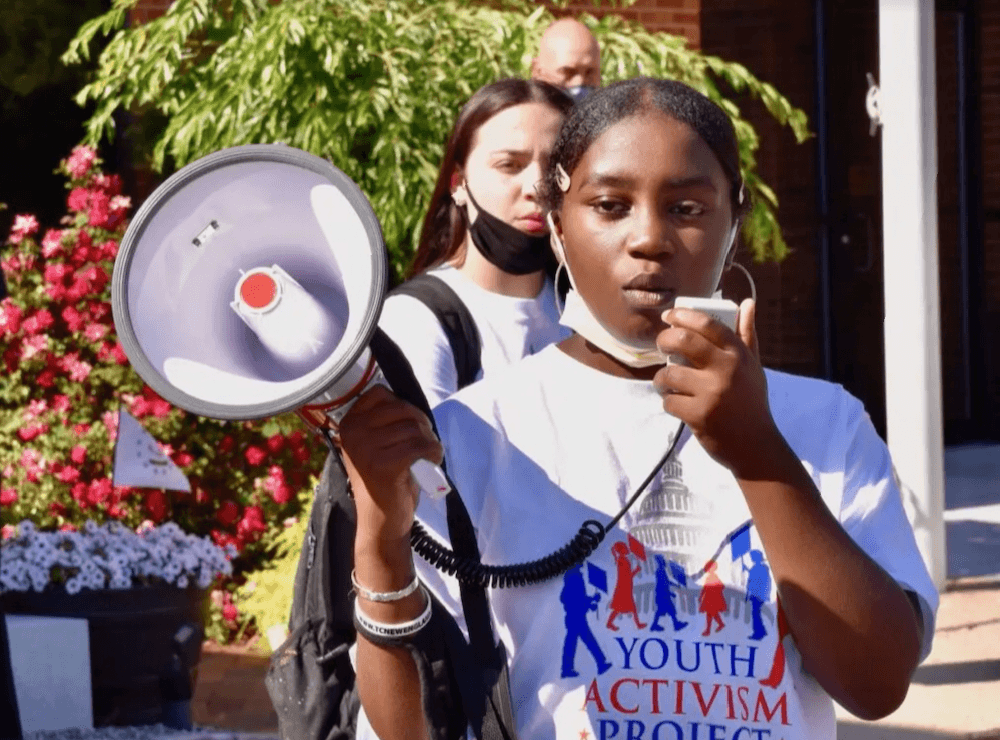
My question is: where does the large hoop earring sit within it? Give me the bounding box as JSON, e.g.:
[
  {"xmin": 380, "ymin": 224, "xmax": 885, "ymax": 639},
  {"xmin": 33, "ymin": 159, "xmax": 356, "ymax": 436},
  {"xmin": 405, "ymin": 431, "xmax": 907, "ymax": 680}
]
[
  {"xmin": 726, "ymin": 262, "xmax": 757, "ymax": 304},
  {"xmin": 553, "ymin": 261, "xmax": 568, "ymax": 316}
]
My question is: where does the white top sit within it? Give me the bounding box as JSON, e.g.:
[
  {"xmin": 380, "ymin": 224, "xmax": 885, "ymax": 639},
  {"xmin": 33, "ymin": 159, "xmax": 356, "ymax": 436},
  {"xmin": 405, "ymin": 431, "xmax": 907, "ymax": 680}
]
[
  {"xmin": 395, "ymin": 345, "xmax": 939, "ymax": 740},
  {"xmin": 377, "ymin": 265, "xmax": 570, "ymax": 407}
]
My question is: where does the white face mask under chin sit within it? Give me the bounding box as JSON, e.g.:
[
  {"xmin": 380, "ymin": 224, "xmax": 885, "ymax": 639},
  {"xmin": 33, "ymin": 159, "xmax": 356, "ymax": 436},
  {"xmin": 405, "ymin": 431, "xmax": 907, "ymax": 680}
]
[
  {"xmin": 549, "ymin": 212, "xmax": 736, "ymax": 369},
  {"xmin": 560, "ymin": 288, "xmax": 672, "ymax": 368}
]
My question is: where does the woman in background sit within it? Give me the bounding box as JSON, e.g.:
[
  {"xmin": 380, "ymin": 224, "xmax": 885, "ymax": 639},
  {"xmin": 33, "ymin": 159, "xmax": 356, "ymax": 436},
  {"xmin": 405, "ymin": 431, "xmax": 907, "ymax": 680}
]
[{"xmin": 378, "ymin": 78, "xmax": 574, "ymax": 406}]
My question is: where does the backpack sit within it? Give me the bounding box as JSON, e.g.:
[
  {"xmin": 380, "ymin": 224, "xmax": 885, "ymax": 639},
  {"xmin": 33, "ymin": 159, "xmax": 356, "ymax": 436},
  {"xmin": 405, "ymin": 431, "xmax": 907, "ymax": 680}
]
[{"xmin": 265, "ymin": 275, "xmax": 517, "ymax": 740}]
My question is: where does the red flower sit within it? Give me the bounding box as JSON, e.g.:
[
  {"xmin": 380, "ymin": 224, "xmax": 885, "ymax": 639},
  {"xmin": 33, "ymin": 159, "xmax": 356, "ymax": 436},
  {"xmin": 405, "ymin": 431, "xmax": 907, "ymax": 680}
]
[
  {"xmin": 88, "ymin": 191, "xmax": 111, "ymax": 228},
  {"xmin": 41, "ymin": 229, "xmax": 65, "ymax": 258},
  {"xmin": 36, "ymin": 368, "xmax": 56, "ymax": 388},
  {"xmin": 211, "ymin": 529, "xmax": 240, "ymax": 551},
  {"xmin": 57, "ymin": 465, "xmax": 81, "ymax": 483},
  {"xmin": 49, "ymin": 501, "xmax": 67, "ymax": 516},
  {"xmin": 21, "ymin": 310, "xmax": 54, "ymax": 335},
  {"xmin": 0, "ymin": 302, "xmax": 22, "ymax": 335},
  {"xmin": 266, "ymin": 434, "xmax": 286, "ymax": 453},
  {"xmin": 150, "ymin": 399, "xmax": 172, "ymax": 418},
  {"xmin": 17, "ymin": 423, "xmax": 49, "ymax": 442},
  {"xmin": 87, "ymin": 301, "xmax": 111, "ymax": 322},
  {"xmin": 71, "ymin": 482, "xmax": 88, "ymax": 505},
  {"xmin": 244, "ymin": 446, "xmax": 266, "ymax": 466},
  {"xmin": 216, "ymin": 501, "xmax": 240, "ymax": 526},
  {"xmin": 130, "ymin": 397, "xmax": 152, "ymax": 418},
  {"xmin": 288, "ymin": 430, "xmax": 306, "ymax": 447},
  {"xmin": 65, "ymin": 146, "xmax": 97, "ymax": 180},
  {"xmin": 44, "ymin": 282, "xmax": 68, "ymax": 302},
  {"xmin": 72, "ymin": 423, "xmax": 91, "ymax": 437},
  {"xmin": 0, "ymin": 488, "xmax": 17, "ymax": 506},
  {"xmin": 67, "ymin": 188, "xmax": 90, "ymax": 213},
  {"xmin": 87, "ymin": 478, "xmax": 113, "ymax": 506},
  {"xmin": 83, "ymin": 323, "xmax": 109, "ymax": 342},
  {"xmin": 97, "ymin": 239, "xmax": 119, "ymax": 261},
  {"xmin": 146, "ymin": 490, "xmax": 168, "ymax": 522},
  {"xmin": 92, "ymin": 173, "xmax": 122, "ymax": 196},
  {"xmin": 9, "ymin": 214, "xmax": 39, "ymax": 244},
  {"xmin": 194, "ymin": 484, "xmax": 210, "ymax": 505},
  {"xmin": 70, "ymin": 445, "xmax": 87, "ymax": 464},
  {"xmin": 111, "ymin": 342, "xmax": 128, "ymax": 365},
  {"xmin": 269, "ymin": 484, "xmax": 293, "ymax": 505},
  {"xmin": 59, "ymin": 523, "xmax": 77, "ymax": 532},
  {"xmin": 222, "ymin": 603, "xmax": 238, "ymax": 622},
  {"xmin": 293, "ymin": 446, "xmax": 311, "ymax": 464},
  {"xmin": 44, "ymin": 263, "xmax": 71, "ymax": 286},
  {"xmin": 236, "ymin": 505, "xmax": 268, "ymax": 542},
  {"xmin": 219, "ymin": 436, "xmax": 234, "ymax": 453},
  {"xmin": 172, "ymin": 451, "xmax": 194, "ymax": 467}
]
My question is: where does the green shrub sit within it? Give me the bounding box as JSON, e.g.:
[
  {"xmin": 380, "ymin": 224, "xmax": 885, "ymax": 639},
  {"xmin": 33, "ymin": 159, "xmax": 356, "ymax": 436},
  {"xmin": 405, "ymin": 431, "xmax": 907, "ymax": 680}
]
[{"xmin": 63, "ymin": 0, "xmax": 809, "ymax": 280}]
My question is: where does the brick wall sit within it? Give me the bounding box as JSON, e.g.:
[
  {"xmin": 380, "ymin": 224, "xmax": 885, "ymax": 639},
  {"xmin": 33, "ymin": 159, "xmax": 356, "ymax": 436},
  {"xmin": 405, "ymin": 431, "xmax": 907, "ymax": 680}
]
[
  {"xmin": 549, "ymin": 0, "xmax": 701, "ymax": 48},
  {"xmin": 698, "ymin": 0, "xmax": 823, "ymax": 376},
  {"xmin": 130, "ymin": 0, "xmax": 172, "ymax": 24}
]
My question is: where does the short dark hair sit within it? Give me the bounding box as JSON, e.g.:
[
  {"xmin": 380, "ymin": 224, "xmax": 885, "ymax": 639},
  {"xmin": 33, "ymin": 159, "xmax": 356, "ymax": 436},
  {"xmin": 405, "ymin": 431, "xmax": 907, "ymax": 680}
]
[
  {"xmin": 408, "ymin": 78, "xmax": 574, "ymax": 279},
  {"xmin": 539, "ymin": 77, "xmax": 748, "ymax": 218}
]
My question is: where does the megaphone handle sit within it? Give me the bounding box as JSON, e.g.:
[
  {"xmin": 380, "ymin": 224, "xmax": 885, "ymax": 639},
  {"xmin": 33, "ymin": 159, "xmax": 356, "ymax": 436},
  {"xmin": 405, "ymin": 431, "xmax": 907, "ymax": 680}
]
[{"xmin": 358, "ymin": 366, "xmax": 452, "ymax": 500}]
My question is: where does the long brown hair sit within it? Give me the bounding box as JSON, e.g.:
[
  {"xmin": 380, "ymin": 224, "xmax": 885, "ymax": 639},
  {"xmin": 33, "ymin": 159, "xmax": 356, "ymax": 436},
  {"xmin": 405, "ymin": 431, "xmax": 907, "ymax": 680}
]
[{"xmin": 407, "ymin": 78, "xmax": 573, "ymax": 279}]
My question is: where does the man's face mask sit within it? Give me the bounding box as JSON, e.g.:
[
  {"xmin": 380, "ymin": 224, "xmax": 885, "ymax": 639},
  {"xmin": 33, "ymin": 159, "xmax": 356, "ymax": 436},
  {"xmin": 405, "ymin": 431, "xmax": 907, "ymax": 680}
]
[{"xmin": 565, "ymin": 85, "xmax": 595, "ymax": 103}]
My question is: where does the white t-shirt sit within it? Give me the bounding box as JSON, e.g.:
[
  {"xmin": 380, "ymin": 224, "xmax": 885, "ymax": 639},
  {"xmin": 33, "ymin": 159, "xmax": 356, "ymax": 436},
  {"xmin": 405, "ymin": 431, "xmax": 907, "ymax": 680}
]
[
  {"xmin": 403, "ymin": 345, "xmax": 938, "ymax": 740},
  {"xmin": 377, "ymin": 265, "xmax": 570, "ymax": 407}
]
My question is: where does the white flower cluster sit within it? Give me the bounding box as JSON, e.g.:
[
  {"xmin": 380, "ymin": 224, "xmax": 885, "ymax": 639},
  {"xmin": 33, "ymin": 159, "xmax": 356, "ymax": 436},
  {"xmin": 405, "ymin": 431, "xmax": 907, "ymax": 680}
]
[{"xmin": 0, "ymin": 520, "xmax": 237, "ymax": 595}]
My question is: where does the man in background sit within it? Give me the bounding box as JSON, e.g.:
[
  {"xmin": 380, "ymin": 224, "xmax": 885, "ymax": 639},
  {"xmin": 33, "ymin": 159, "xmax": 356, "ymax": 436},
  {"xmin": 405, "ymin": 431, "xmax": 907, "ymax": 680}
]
[{"xmin": 530, "ymin": 18, "xmax": 601, "ymax": 102}]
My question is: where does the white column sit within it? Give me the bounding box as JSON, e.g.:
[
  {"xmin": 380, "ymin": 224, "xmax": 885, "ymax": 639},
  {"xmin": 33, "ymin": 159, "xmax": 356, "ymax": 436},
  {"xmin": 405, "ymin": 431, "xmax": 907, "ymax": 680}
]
[{"xmin": 878, "ymin": 0, "xmax": 947, "ymax": 590}]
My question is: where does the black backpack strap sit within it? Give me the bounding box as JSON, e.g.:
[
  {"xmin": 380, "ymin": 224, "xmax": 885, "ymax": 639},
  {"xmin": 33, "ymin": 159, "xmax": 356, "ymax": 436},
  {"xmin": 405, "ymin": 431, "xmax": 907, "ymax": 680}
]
[
  {"xmin": 389, "ymin": 274, "xmax": 483, "ymax": 390},
  {"xmin": 370, "ymin": 328, "xmax": 518, "ymax": 740}
]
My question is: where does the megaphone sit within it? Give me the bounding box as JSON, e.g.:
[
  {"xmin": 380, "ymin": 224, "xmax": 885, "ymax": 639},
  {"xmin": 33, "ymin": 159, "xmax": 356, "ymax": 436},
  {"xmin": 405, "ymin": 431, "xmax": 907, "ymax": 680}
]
[{"xmin": 111, "ymin": 144, "xmax": 450, "ymax": 498}]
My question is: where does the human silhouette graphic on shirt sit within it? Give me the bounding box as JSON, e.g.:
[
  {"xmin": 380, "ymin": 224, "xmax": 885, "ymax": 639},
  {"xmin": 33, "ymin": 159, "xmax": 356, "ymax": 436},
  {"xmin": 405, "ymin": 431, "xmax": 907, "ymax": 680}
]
[
  {"xmin": 560, "ymin": 564, "xmax": 612, "ymax": 678},
  {"xmin": 760, "ymin": 600, "xmax": 790, "ymax": 688},
  {"xmin": 607, "ymin": 541, "xmax": 647, "ymax": 631},
  {"xmin": 650, "ymin": 555, "xmax": 688, "ymax": 632},
  {"xmin": 698, "ymin": 559, "xmax": 727, "ymax": 636},
  {"xmin": 744, "ymin": 549, "xmax": 771, "ymax": 640}
]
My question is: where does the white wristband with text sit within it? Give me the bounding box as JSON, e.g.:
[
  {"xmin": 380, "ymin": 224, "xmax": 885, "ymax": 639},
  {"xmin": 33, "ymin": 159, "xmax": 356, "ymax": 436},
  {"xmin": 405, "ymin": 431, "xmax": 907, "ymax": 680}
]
[{"xmin": 353, "ymin": 585, "xmax": 432, "ymax": 640}]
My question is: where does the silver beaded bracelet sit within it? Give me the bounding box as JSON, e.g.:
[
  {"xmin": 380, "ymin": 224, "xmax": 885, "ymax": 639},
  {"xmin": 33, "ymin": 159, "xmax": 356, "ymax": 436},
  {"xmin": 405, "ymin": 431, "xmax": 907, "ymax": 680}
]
[
  {"xmin": 353, "ymin": 585, "xmax": 433, "ymax": 640},
  {"xmin": 351, "ymin": 568, "xmax": 421, "ymax": 602}
]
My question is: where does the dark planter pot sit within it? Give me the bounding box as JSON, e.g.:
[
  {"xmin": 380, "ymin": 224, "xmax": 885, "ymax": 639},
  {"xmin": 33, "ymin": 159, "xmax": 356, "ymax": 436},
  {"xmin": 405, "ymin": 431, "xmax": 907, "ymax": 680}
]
[{"xmin": 1, "ymin": 584, "xmax": 209, "ymax": 727}]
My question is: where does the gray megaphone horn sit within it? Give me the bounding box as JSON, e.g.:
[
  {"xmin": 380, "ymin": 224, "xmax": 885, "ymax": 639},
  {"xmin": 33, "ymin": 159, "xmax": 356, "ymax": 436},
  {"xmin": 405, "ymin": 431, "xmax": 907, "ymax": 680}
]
[{"xmin": 111, "ymin": 144, "xmax": 449, "ymax": 498}]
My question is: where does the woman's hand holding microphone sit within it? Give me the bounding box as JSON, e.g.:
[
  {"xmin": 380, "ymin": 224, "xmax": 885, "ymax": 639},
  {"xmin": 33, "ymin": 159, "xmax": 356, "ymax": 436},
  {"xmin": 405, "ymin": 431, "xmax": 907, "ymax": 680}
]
[{"xmin": 652, "ymin": 297, "xmax": 783, "ymax": 480}]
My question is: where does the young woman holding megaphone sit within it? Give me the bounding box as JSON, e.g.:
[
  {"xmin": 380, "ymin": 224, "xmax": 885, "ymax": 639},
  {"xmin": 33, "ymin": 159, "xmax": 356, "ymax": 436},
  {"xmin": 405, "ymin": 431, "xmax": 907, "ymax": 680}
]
[{"xmin": 338, "ymin": 78, "xmax": 938, "ymax": 740}]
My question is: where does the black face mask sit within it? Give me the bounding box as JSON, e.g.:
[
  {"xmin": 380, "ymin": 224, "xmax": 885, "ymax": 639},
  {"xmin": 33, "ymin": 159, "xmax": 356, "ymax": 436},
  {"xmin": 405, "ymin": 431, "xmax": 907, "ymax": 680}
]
[{"xmin": 464, "ymin": 187, "xmax": 552, "ymax": 276}]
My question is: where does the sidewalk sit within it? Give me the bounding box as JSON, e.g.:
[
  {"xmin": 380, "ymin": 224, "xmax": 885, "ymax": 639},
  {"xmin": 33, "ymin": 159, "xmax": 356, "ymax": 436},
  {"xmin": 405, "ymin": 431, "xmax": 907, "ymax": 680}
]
[
  {"xmin": 190, "ymin": 445, "xmax": 1000, "ymax": 739},
  {"xmin": 837, "ymin": 443, "xmax": 1000, "ymax": 739},
  {"xmin": 191, "ymin": 643, "xmax": 277, "ymax": 736}
]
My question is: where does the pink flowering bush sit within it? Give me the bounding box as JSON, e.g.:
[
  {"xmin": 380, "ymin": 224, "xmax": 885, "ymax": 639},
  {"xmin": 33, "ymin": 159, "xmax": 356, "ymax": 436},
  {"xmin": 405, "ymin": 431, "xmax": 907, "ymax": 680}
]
[{"xmin": 1, "ymin": 147, "xmax": 328, "ymax": 641}]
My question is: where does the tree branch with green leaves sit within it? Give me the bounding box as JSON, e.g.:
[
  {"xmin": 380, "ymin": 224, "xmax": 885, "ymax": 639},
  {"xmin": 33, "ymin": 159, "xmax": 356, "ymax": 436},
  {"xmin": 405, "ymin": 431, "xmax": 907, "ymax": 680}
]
[{"xmin": 64, "ymin": 0, "xmax": 810, "ymax": 280}]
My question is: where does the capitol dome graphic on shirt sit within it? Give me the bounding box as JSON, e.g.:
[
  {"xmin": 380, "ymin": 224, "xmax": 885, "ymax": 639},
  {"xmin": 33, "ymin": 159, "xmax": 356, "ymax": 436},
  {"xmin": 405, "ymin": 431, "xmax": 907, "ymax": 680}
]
[{"xmin": 625, "ymin": 458, "xmax": 715, "ymax": 573}]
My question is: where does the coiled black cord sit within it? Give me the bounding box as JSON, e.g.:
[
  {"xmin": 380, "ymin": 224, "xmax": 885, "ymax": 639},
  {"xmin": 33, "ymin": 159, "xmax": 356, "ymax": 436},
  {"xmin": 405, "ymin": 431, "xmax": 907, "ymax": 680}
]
[{"xmin": 412, "ymin": 421, "xmax": 687, "ymax": 589}]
